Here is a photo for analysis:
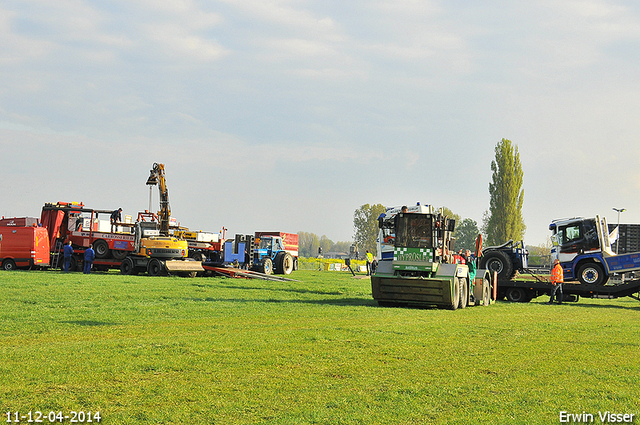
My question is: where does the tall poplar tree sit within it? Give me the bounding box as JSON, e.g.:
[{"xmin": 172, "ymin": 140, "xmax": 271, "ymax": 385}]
[{"xmin": 485, "ymin": 138, "xmax": 525, "ymax": 245}]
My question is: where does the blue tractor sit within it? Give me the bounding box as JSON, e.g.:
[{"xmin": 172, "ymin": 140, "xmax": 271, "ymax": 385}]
[{"xmin": 251, "ymin": 235, "xmax": 295, "ymax": 275}]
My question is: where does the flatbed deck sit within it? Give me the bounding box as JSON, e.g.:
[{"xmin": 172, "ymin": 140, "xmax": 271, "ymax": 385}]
[{"xmin": 497, "ymin": 273, "xmax": 640, "ymax": 302}]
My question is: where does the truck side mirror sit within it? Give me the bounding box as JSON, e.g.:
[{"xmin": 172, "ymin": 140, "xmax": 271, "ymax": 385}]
[{"xmin": 447, "ymin": 219, "xmax": 456, "ymax": 232}]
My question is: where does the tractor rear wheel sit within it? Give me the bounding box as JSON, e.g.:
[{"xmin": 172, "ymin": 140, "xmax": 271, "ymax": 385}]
[{"xmin": 280, "ymin": 252, "xmax": 294, "ymax": 275}]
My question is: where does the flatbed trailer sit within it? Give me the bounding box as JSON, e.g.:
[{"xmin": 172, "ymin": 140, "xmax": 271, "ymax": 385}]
[{"xmin": 497, "ymin": 273, "xmax": 640, "ymax": 302}]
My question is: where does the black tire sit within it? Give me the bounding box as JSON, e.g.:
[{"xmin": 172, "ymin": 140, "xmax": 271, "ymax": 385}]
[
  {"xmin": 448, "ymin": 278, "xmax": 460, "ymax": 310},
  {"xmin": 120, "ymin": 257, "xmax": 135, "ymax": 275},
  {"xmin": 93, "ymin": 240, "xmax": 110, "ymax": 259},
  {"xmin": 577, "ymin": 262, "xmax": 606, "ymax": 286},
  {"xmin": 506, "ymin": 287, "xmax": 529, "ymax": 302},
  {"xmin": 458, "ymin": 277, "xmax": 468, "ymax": 309},
  {"xmin": 480, "ymin": 250, "xmax": 514, "ymax": 280},
  {"xmin": 147, "ymin": 259, "xmax": 165, "ymax": 276},
  {"xmin": 112, "ymin": 249, "xmax": 128, "ymax": 261},
  {"xmin": 2, "ymin": 259, "xmax": 17, "ymax": 271},
  {"xmin": 191, "ymin": 252, "xmax": 205, "ymax": 262},
  {"xmin": 274, "ymin": 252, "xmax": 285, "ymax": 274},
  {"xmin": 69, "ymin": 256, "xmax": 79, "ymax": 272},
  {"xmin": 261, "ymin": 258, "xmax": 273, "ymax": 275}
]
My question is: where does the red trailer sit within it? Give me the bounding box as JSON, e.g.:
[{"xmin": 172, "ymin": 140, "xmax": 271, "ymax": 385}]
[
  {"xmin": 254, "ymin": 231, "xmax": 299, "ymax": 257},
  {"xmin": 0, "ymin": 217, "xmax": 50, "ymax": 270}
]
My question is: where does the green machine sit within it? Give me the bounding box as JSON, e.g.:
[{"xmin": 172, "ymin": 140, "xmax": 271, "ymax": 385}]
[{"xmin": 371, "ymin": 206, "xmax": 492, "ymax": 310}]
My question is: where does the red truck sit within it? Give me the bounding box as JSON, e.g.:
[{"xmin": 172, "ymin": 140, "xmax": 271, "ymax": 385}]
[
  {"xmin": 0, "ymin": 217, "xmax": 50, "ymax": 270},
  {"xmin": 40, "ymin": 202, "xmax": 137, "ymax": 271}
]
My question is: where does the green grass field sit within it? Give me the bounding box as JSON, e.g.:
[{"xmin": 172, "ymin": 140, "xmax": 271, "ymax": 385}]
[{"xmin": 1, "ymin": 269, "xmax": 639, "ymax": 424}]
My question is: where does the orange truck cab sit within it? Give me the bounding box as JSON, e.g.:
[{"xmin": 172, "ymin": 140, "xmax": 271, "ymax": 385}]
[{"xmin": 0, "ymin": 217, "xmax": 50, "ymax": 270}]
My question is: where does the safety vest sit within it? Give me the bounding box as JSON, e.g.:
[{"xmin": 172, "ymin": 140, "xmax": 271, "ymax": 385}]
[
  {"xmin": 366, "ymin": 252, "xmax": 374, "ymax": 263},
  {"xmin": 551, "ymin": 263, "xmax": 564, "ymax": 284}
]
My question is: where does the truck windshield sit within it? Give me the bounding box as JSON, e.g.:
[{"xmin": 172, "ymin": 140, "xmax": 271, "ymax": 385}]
[{"xmin": 395, "ymin": 214, "xmax": 432, "ymax": 249}]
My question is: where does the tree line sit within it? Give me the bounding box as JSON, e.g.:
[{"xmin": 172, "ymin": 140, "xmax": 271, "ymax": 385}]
[{"xmin": 297, "ymin": 232, "xmax": 353, "ymax": 258}]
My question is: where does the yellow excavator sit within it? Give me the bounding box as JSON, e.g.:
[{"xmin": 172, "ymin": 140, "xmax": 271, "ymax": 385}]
[{"xmin": 119, "ymin": 163, "xmax": 203, "ymax": 276}]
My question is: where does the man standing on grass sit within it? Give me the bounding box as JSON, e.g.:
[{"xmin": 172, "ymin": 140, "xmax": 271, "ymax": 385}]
[
  {"xmin": 84, "ymin": 244, "xmax": 95, "ymax": 274},
  {"xmin": 63, "ymin": 241, "xmax": 74, "ymax": 273},
  {"xmin": 548, "ymin": 259, "xmax": 564, "ymax": 304},
  {"xmin": 366, "ymin": 250, "xmax": 374, "ymax": 276}
]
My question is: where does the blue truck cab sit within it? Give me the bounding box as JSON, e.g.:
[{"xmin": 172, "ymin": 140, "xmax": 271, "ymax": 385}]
[{"xmin": 550, "ymin": 215, "xmax": 640, "ymax": 285}]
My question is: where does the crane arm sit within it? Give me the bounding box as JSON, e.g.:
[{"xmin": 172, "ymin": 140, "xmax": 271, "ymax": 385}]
[{"xmin": 146, "ymin": 162, "xmax": 171, "ymax": 235}]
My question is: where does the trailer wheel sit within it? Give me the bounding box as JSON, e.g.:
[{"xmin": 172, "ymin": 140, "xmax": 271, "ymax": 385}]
[
  {"xmin": 93, "ymin": 240, "xmax": 110, "ymax": 259},
  {"xmin": 578, "ymin": 262, "xmax": 606, "ymax": 286},
  {"xmin": 2, "ymin": 259, "xmax": 17, "ymax": 271},
  {"xmin": 458, "ymin": 278, "xmax": 468, "ymax": 309},
  {"xmin": 480, "ymin": 250, "xmax": 513, "ymax": 280},
  {"xmin": 120, "ymin": 257, "xmax": 135, "ymax": 275},
  {"xmin": 147, "ymin": 259, "xmax": 165, "ymax": 276},
  {"xmin": 506, "ymin": 287, "xmax": 529, "ymax": 302}
]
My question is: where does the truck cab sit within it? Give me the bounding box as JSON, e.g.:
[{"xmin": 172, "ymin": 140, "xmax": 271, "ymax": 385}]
[{"xmin": 549, "ymin": 215, "xmax": 636, "ymax": 286}]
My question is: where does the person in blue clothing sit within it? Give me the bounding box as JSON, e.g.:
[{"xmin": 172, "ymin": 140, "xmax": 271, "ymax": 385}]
[
  {"xmin": 63, "ymin": 241, "xmax": 74, "ymax": 272},
  {"xmin": 110, "ymin": 208, "xmax": 122, "ymax": 233},
  {"xmin": 84, "ymin": 244, "xmax": 95, "ymax": 274}
]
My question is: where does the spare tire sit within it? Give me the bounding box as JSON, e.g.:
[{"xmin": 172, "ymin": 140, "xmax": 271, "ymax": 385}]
[{"xmin": 93, "ymin": 239, "xmax": 110, "ymax": 259}]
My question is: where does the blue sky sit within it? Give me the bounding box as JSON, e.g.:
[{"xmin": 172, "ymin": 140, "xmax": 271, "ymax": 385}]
[{"xmin": 2, "ymin": 0, "xmax": 640, "ymax": 246}]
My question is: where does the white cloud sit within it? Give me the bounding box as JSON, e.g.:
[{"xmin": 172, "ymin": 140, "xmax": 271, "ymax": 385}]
[{"xmin": 2, "ymin": 1, "xmax": 640, "ymax": 244}]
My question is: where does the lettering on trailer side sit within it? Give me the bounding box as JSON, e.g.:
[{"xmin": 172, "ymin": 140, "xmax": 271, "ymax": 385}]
[
  {"xmin": 606, "ymin": 253, "xmax": 640, "ymax": 272},
  {"xmin": 73, "ymin": 231, "xmax": 135, "ymax": 241},
  {"xmin": 394, "ymin": 247, "xmax": 433, "ymax": 263}
]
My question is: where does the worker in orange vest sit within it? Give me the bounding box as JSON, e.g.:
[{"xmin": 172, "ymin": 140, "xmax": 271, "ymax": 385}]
[{"xmin": 548, "ymin": 259, "xmax": 564, "ymax": 304}]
